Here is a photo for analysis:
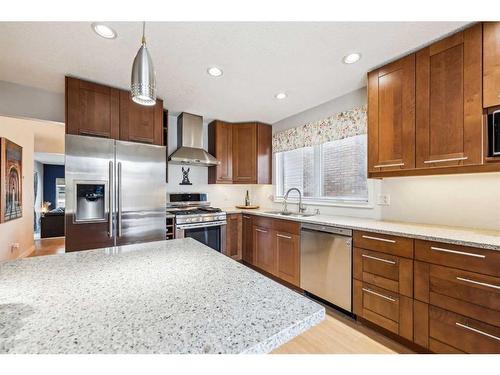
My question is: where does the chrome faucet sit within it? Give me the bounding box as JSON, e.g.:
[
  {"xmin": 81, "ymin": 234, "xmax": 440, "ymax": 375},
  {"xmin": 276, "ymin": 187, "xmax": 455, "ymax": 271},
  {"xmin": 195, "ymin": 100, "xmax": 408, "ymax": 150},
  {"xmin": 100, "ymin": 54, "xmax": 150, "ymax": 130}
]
[{"xmin": 283, "ymin": 188, "xmax": 306, "ymax": 214}]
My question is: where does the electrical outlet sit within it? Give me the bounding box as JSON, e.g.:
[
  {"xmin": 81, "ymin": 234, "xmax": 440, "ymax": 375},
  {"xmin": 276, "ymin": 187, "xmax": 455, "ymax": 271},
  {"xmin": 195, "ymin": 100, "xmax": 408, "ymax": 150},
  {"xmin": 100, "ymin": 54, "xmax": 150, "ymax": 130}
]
[{"xmin": 377, "ymin": 194, "xmax": 390, "ymax": 206}]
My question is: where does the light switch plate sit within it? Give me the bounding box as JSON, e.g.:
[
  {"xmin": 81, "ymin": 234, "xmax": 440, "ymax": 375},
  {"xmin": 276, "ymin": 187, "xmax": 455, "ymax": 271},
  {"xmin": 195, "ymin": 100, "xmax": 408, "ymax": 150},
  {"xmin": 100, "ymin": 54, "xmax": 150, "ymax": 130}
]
[{"xmin": 377, "ymin": 194, "xmax": 390, "ymax": 206}]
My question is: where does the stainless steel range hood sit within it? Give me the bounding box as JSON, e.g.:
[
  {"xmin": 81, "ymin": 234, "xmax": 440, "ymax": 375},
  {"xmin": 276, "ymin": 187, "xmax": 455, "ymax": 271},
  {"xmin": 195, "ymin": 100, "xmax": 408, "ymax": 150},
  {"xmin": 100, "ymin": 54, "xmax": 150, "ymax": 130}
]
[{"xmin": 168, "ymin": 112, "xmax": 220, "ymax": 166}]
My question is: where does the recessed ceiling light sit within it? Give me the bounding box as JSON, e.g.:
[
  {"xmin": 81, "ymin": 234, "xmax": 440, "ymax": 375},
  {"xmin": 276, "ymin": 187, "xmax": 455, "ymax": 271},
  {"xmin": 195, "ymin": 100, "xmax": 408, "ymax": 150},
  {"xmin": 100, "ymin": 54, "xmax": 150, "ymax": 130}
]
[
  {"xmin": 207, "ymin": 67, "xmax": 223, "ymax": 77},
  {"xmin": 91, "ymin": 23, "xmax": 117, "ymax": 39},
  {"xmin": 275, "ymin": 92, "xmax": 287, "ymax": 100},
  {"xmin": 343, "ymin": 53, "xmax": 361, "ymax": 64}
]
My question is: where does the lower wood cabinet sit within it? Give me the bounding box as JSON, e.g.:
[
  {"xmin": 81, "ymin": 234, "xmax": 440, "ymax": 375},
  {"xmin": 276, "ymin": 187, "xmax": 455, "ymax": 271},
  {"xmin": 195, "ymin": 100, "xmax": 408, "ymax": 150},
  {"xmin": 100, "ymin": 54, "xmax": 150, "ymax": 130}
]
[
  {"xmin": 275, "ymin": 231, "xmax": 300, "ymax": 287},
  {"xmin": 242, "ymin": 214, "xmax": 254, "ymax": 263},
  {"xmin": 353, "ymin": 279, "xmax": 414, "ymax": 341},
  {"xmin": 225, "ymin": 213, "xmax": 242, "ymax": 260},
  {"xmin": 253, "ymin": 224, "xmax": 275, "ymax": 274},
  {"xmin": 413, "ymin": 239, "xmax": 500, "ymax": 353},
  {"xmin": 244, "ymin": 215, "xmax": 301, "ymax": 287}
]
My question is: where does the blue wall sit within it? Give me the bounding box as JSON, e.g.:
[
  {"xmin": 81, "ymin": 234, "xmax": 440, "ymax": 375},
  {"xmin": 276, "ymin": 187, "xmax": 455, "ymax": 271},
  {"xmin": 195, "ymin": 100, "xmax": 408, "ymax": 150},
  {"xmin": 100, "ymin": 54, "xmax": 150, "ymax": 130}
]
[{"xmin": 43, "ymin": 164, "xmax": 65, "ymax": 210}]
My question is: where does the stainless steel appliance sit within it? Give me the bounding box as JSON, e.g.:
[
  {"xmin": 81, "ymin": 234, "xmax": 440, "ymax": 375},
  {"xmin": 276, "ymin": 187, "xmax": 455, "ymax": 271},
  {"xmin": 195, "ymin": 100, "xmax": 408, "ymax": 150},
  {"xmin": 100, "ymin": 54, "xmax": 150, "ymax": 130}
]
[
  {"xmin": 487, "ymin": 109, "xmax": 500, "ymax": 157},
  {"xmin": 300, "ymin": 223, "xmax": 353, "ymax": 312},
  {"xmin": 65, "ymin": 134, "xmax": 167, "ymax": 252},
  {"xmin": 168, "ymin": 112, "xmax": 220, "ymax": 166},
  {"xmin": 167, "ymin": 193, "xmax": 226, "ymax": 252}
]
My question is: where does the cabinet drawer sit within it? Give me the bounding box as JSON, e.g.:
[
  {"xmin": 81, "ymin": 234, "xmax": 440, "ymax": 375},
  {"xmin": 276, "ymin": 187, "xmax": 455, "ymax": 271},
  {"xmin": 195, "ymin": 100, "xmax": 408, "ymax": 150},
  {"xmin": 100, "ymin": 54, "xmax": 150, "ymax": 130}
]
[
  {"xmin": 429, "ymin": 306, "xmax": 500, "ymax": 353},
  {"xmin": 273, "ymin": 218, "xmax": 300, "ymax": 235},
  {"xmin": 415, "ymin": 261, "xmax": 500, "ymax": 327},
  {"xmin": 353, "ymin": 231, "xmax": 413, "ymax": 258},
  {"xmin": 252, "ymin": 216, "xmax": 273, "ymax": 229},
  {"xmin": 415, "ymin": 240, "xmax": 500, "ymax": 277},
  {"xmin": 353, "ymin": 280, "xmax": 413, "ymax": 341},
  {"xmin": 353, "ymin": 248, "xmax": 413, "ymax": 297}
]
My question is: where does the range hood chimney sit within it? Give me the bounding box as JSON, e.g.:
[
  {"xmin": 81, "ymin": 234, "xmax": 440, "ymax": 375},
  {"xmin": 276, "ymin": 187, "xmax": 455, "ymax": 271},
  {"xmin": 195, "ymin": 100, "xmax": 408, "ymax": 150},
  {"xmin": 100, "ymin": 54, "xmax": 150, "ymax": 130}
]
[{"xmin": 168, "ymin": 112, "xmax": 220, "ymax": 166}]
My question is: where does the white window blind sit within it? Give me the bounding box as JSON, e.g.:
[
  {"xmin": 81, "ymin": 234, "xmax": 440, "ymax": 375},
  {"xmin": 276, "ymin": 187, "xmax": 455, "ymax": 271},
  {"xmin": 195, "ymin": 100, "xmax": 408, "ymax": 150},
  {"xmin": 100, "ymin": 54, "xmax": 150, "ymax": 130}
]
[{"xmin": 276, "ymin": 134, "xmax": 368, "ymax": 203}]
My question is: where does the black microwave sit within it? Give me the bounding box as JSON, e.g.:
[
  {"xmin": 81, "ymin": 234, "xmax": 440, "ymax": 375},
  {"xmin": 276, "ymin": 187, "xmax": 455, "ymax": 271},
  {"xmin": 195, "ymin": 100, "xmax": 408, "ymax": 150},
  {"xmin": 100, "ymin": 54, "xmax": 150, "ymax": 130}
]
[{"xmin": 488, "ymin": 109, "xmax": 500, "ymax": 157}]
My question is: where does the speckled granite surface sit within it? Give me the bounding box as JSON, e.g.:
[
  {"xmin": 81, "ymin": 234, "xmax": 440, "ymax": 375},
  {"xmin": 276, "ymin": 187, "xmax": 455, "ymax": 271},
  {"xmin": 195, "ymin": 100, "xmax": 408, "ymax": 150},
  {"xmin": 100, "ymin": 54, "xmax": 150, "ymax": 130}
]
[
  {"xmin": 225, "ymin": 208, "xmax": 500, "ymax": 251},
  {"xmin": 0, "ymin": 239, "xmax": 324, "ymax": 354}
]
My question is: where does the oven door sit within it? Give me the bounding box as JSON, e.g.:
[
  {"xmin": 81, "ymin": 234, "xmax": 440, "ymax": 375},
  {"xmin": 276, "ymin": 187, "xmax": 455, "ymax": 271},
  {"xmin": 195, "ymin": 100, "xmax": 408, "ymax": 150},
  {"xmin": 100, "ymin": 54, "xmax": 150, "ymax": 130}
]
[{"xmin": 176, "ymin": 221, "xmax": 226, "ymax": 253}]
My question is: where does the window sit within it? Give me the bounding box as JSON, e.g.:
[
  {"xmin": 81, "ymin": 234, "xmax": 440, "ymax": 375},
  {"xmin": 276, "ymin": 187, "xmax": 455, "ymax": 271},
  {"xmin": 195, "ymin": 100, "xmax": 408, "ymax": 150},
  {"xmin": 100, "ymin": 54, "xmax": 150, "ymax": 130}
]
[{"xmin": 275, "ymin": 134, "xmax": 368, "ymax": 204}]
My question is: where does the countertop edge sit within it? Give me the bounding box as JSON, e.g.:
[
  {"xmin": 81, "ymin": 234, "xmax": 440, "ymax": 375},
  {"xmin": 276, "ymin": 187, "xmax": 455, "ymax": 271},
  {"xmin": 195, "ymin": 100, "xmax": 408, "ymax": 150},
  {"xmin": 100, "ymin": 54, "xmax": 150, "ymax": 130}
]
[
  {"xmin": 242, "ymin": 307, "xmax": 326, "ymax": 354},
  {"xmin": 224, "ymin": 208, "xmax": 500, "ymax": 251}
]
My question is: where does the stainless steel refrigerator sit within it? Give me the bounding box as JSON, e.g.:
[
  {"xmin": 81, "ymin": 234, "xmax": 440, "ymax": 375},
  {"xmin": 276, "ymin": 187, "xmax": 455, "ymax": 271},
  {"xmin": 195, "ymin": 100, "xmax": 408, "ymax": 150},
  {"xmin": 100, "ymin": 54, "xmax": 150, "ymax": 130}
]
[{"xmin": 65, "ymin": 134, "xmax": 166, "ymax": 252}]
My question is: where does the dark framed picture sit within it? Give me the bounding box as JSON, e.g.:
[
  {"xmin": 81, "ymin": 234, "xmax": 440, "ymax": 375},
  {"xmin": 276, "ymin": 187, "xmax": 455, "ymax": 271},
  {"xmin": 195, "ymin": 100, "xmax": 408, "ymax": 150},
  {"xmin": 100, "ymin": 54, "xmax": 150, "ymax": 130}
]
[{"xmin": 1, "ymin": 138, "xmax": 23, "ymax": 222}]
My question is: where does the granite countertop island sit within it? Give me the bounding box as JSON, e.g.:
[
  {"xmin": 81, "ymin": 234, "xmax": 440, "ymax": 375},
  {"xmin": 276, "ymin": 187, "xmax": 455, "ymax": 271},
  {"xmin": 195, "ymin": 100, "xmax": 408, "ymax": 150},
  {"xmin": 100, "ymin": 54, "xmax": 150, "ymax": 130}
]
[{"xmin": 0, "ymin": 239, "xmax": 324, "ymax": 354}]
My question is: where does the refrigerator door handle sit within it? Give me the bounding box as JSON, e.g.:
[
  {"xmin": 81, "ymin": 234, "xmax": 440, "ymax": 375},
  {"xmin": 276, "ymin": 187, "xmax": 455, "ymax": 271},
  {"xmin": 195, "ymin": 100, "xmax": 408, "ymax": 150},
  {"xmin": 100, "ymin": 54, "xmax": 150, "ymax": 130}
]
[
  {"xmin": 117, "ymin": 161, "xmax": 122, "ymax": 237},
  {"xmin": 108, "ymin": 161, "xmax": 113, "ymax": 238}
]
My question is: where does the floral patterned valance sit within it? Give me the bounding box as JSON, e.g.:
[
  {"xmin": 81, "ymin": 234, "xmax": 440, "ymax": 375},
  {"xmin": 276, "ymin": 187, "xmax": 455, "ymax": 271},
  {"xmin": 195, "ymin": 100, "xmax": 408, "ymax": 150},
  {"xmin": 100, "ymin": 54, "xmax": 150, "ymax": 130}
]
[{"xmin": 272, "ymin": 105, "xmax": 367, "ymax": 153}]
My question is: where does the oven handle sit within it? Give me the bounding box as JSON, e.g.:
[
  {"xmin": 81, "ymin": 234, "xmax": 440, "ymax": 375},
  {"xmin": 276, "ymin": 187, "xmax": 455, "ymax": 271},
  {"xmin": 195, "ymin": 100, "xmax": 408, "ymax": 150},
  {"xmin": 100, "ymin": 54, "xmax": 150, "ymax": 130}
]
[{"xmin": 176, "ymin": 220, "xmax": 227, "ymax": 230}]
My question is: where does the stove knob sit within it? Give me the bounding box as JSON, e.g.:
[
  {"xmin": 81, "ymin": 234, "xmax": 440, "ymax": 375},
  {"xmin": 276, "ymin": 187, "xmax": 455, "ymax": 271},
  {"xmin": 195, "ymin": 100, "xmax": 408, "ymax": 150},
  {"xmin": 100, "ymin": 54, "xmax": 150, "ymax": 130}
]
[{"xmin": 185, "ymin": 218, "xmax": 191, "ymax": 223}]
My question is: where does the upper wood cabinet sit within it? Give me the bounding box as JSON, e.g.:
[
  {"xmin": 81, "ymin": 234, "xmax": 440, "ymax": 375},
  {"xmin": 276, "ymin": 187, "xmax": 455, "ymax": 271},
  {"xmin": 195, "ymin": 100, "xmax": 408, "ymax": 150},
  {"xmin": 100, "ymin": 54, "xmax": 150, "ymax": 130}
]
[
  {"xmin": 119, "ymin": 90, "xmax": 163, "ymax": 145},
  {"xmin": 368, "ymin": 54, "xmax": 416, "ymax": 172},
  {"xmin": 483, "ymin": 22, "xmax": 500, "ymax": 108},
  {"xmin": 66, "ymin": 77, "xmax": 120, "ymax": 139},
  {"xmin": 66, "ymin": 77, "xmax": 164, "ymax": 146},
  {"xmin": 208, "ymin": 120, "xmax": 233, "ymax": 183},
  {"xmin": 416, "ymin": 23, "xmax": 483, "ymax": 168},
  {"xmin": 208, "ymin": 121, "xmax": 272, "ymax": 184}
]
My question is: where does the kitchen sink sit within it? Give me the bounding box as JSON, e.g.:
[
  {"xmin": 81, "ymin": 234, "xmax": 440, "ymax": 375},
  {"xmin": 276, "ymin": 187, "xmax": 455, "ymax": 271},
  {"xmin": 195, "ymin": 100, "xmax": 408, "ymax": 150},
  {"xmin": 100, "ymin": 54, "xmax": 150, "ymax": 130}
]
[{"xmin": 264, "ymin": 211, "xmax": 316, "ymax": 218}]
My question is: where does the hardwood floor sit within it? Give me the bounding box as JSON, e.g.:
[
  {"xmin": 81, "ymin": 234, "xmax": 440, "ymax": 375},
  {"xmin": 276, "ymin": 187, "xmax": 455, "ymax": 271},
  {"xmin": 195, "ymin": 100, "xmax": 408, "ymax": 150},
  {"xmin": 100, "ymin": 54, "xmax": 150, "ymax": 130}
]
[
  {"xmin": 272, "ymin": 307, "xmax": 413, "ymax": 354},
  {"xmin": 29, "ymin": 237, "xmax": 65, "ymax": 257}
]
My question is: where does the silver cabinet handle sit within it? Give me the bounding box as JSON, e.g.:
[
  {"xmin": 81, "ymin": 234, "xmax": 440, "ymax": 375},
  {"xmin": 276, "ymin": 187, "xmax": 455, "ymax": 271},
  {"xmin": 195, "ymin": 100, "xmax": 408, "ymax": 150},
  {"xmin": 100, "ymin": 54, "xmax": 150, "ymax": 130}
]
[
  {"xmin": 424, "ymin": 156, "xmax": 468, "ymax": 164},
  {"xmin": 362, "ymin": 288, "xmax": 397, "ymax": 302},
  {"xmin": 373, "ymin": 162, "xmax": 404, "ymax": 168},
  {"xmin": 277, "ymin": 234, "xmax": 292, "ymax": 239},
  {"xmin": 362, "ymin": 235, "xmax": 396, "ymax": 244},
  {"xmin": 108, "ymin": 161, "xmax": 113, "ymax": 238},
  {"xmin": 455, "ymin": 322, "xmax": 500, "ymax": 342},
  {"xmin": 117, "ymin": 161, "xmax": 122, "ymax": 237},
  {"xmin": 456, "ymin": 277, "xmax": 500, "ymax": 290},
  {"xmin": 255, "ymin": 228, "xmax": 267, "ymax": 233},
  {"xmin": 362, "ymin": 254, "xmax": 396, "ymax": 265},
  {"xmin": 431, "ymin": 246, "xmax": 485, "ymax": 259},
  {"xmin": 243, "ymin": 215, "xmax": 251, "ymax": 219}
]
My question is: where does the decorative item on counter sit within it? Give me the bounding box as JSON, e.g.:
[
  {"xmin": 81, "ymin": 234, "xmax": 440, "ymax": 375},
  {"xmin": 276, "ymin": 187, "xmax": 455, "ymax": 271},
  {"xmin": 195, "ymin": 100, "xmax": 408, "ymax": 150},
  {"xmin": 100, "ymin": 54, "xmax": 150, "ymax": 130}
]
[
  {"xmin": 1, "ymin": 138, "xmax": 23, "ymax": 222},
  {"xmin": 245, "ymin": 190, "xmax": 250, "ymax": 206},
  {"xmin": 179, "ymin": 167, "xmax": 192, "ymax": 185},
  {"xmin": 235, "ymin": 190, "xmax": 259, "ymax": 209}
]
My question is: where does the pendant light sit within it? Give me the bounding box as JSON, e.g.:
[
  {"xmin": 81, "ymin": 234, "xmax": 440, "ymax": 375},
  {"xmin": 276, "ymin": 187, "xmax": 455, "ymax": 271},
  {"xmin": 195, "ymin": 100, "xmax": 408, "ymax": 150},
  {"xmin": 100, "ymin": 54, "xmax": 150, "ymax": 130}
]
[{"xmin": 131, "ymin": 21, "xmax": 156, "ymax": 106}]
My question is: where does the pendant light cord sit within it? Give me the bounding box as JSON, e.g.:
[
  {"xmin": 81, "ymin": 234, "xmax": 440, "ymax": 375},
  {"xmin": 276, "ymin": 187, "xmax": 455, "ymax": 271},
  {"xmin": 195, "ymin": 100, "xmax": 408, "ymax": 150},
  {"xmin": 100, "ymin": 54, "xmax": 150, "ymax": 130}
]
[{"xmin": 142, "ymin": 21, "xmax": 146, "ymax": 45}]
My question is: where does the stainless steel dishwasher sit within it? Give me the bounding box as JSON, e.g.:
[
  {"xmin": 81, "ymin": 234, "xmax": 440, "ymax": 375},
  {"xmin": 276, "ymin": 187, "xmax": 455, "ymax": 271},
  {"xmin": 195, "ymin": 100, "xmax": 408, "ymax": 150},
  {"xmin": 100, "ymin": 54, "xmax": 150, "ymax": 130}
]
[{"xmin": 300, "ymin": 223, "xmax": 353, "ymax": 312}]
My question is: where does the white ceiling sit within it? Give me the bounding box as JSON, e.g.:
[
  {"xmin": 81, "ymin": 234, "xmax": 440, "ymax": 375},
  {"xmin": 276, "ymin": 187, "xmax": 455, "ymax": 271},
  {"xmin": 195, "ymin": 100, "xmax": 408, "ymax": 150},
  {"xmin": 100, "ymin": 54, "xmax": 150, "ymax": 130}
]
[{"xmin": 0, "ymin": 22, "xmax": 468, "ymax": 124}]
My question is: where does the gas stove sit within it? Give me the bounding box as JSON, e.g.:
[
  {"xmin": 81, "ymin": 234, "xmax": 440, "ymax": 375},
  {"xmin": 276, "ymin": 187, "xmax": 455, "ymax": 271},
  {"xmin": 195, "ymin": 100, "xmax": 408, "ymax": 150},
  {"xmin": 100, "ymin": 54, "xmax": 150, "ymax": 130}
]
[{"xmin": 167, "ymin": 193, "xmax": 227, "ymax": 238}]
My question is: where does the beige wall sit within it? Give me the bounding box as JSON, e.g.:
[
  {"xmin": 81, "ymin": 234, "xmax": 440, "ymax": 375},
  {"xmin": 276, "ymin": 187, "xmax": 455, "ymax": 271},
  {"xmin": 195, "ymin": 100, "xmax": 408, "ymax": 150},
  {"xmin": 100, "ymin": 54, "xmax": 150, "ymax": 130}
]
[
  {"xmin": 0, "ymin": 116, "xmax": 64, "ymax": 261},
  {"xmin": 380, "ymin": 173, "xmax": 500, "ymax": 231}
]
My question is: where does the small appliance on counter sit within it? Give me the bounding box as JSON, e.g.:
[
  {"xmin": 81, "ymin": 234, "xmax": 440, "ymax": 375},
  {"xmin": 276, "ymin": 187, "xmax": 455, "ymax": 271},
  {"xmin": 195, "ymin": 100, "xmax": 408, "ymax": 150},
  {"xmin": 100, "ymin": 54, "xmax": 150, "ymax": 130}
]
[{"xmin": 166, "ymin": 193, "xmax": 227, "ymax": 252}]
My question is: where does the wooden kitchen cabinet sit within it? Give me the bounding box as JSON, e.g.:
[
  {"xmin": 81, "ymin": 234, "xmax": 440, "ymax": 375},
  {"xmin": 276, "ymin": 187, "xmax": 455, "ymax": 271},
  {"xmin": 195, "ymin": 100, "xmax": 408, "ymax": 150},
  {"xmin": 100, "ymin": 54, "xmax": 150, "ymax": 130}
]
[
  {"xmin": 483, "ymin": 22, "xmax": 500, "ymax": 108},
  {"xmin": 65, "ymin": 76, "xmax": 120, "ymax": 138},
  {"xmin": 225, "ymin": 213, "xmax": 242, "ymax": 260},
  {"xmin": 208, "ymin": 120, "xmax": 233, "ymax": 183},
  {"xmin": 275, "ymin": 231, "xmax": 300, "ymax": 287},
  {"xmin": 119, "ymin": 90, "xmax": 164, "ymax": 145},
  {"xmin": 368, "ymin": 54, "xmax": 416, "ymax": 173},
  {"xmin": 208, "ymin": 121, "xmax": 272, "ymax": 184},
  {"xmin": 253, "ymin": 224, "xmax": 275, "ymax": 274},
  {"xmin": 415, "ymin": 23, "xmax": 483, "ymax": 168},
  {"xmin": 413, "ymin": 239, "xmax": 500, "ymax": 353},
  {"xmin": 242, "ymin": 214, "xmax": 254, "ymax": 264},
  {"xmin": 66, "ymin": 77, "xmax": 164, "ymax": 145}
]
